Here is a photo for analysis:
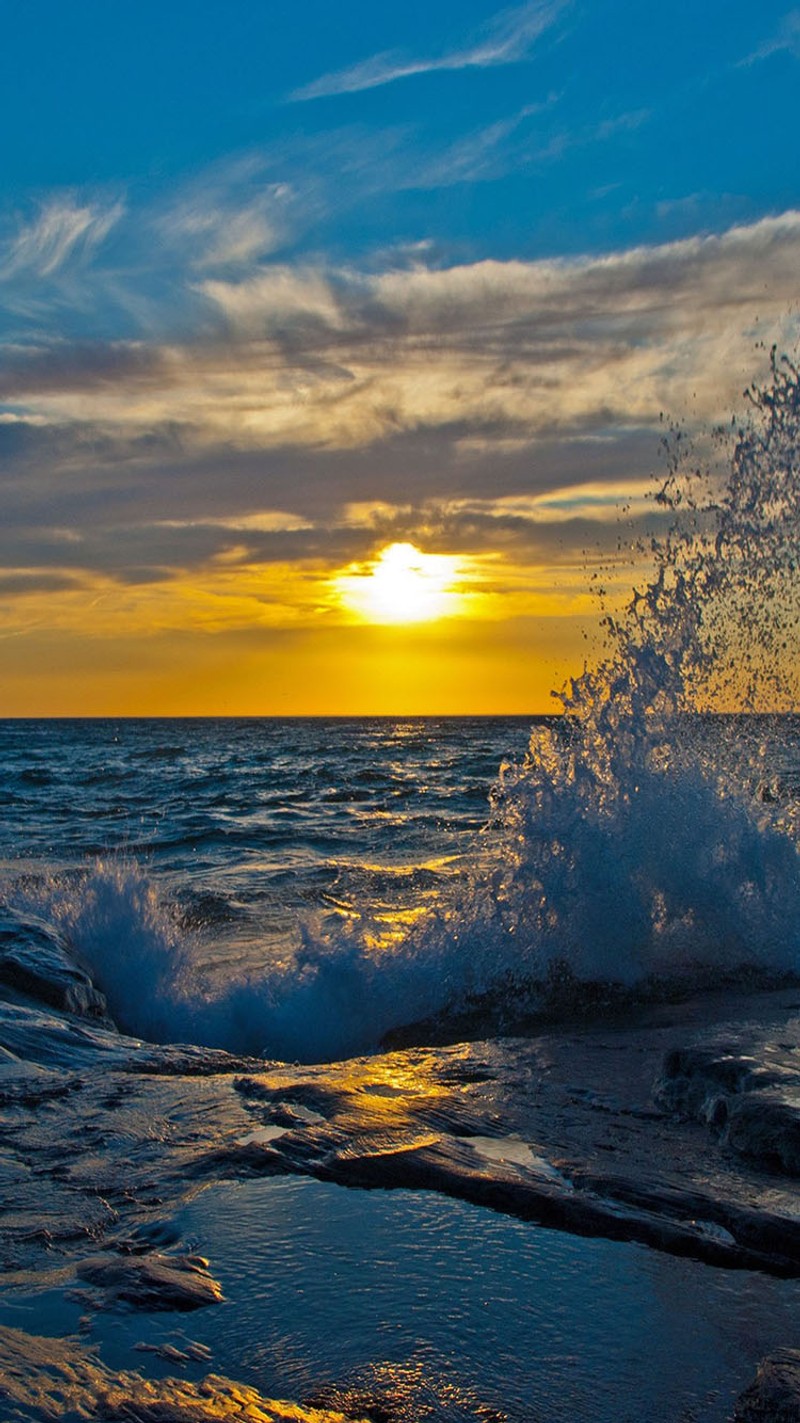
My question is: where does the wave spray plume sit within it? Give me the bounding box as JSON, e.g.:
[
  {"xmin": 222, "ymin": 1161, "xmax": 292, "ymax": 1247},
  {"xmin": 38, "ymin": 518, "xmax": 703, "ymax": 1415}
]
[{"xmin": 26, "ymin": 352, "xmax": 800, "ymax": 1060}]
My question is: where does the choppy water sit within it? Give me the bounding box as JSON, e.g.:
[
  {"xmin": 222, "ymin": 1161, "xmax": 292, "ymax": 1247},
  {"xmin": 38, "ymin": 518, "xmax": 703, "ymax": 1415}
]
[
  {"xmin": 0, "ymin": 715, "xmax": 539, "ymax": 1059},
  {"xmin": 4, "ymin": 711, "xmax": 800, "ymax": 1063}
]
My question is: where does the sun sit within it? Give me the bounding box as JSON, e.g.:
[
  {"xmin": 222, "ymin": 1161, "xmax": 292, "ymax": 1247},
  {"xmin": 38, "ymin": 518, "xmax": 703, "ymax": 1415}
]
[{"xmin": 334, "ymin": 542, "xmax": 464, "ymax": 624}]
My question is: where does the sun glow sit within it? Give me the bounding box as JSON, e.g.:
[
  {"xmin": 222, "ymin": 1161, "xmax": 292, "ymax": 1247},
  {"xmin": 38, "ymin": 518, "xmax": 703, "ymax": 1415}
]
[{"xmin": 334, "ymin": 542, "xmax": 465, "ymax": 624}]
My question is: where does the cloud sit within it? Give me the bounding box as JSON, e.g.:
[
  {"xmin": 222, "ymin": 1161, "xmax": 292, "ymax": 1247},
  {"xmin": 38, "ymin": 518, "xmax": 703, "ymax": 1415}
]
[
  {"xmin": 403, "ymin": 99, "xmax": 556, "ymax": 189},
  {"xmin": 741, "ymin": 9, "xmax": 800, "ymax": 64},
  {"xmin": 199, "ymin": 266, "xmax": 347, "ymax": 336},
  {"xmin": 0, "ymin": 195, "xmax": 123, "ymax": 280},
  {"xmin": 0, "ymin": 160, "xmax": 308, "ymax": 342},
  {"xmin": 0, "ymin": 342, "xmax": 167, "ymax": 399},
  {"xmin": 2, "ymin": 212, "xmax": 798, "ymax": 466},
  {"xmin": 290, "ymin": 0, "xmax": 568, "ymax": 101},
  {"xmin": 150, "ymin": 158, "xmax": 296, "ymax": 270},
  {"xmin": 0, "ymin": 111, "xmax": 648, "ymax": 345},
  {"xmin": 0, "ymin": 210, "xmax": 798, "ymax": 627},
  {"xmin": 392, "ymin": 102, "xmax": 645, "ymax": 191},
  {"xmin": 0, "ymin": 571, "xmax": 83, "ymax": 596}
]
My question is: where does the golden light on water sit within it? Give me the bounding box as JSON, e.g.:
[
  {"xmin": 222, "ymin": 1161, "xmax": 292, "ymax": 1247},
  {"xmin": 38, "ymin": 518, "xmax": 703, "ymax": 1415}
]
[{"xmin": 334, "ymin": 542, "xmax": 466, "ymax": 624}]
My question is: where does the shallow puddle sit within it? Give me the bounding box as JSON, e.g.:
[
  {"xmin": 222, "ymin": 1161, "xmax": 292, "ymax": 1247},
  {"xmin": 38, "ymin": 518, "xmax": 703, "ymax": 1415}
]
[{"xmin": 80, "ymin": 1175, "xmax": 800, "ymax": 1423}]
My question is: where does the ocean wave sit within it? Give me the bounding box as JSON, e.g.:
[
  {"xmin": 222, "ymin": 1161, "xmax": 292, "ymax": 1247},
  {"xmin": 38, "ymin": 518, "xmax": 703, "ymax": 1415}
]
[
  {"xmin": 10, "ymin": 801, "xmax": 800, "ymax": 1065},
  {"xmin": 6, "ymin": 354, "xmax": 800, "ymax": 1064}
]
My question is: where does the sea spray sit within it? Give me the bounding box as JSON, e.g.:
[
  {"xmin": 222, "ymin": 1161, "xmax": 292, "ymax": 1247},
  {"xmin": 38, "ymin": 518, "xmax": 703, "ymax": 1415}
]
[
  {"xmin": 474, "ymin": 348, "xmax": 800, "ymax": 992},
  {"xmin": 330, "ymin": 349, "xmax": 800, "ymax": 1025},
  {"xmin": 13, "ymin": 352, "xmax": 800, "ymax": 1061},
  {"xmin": 18, "ymin": 859, "xmax": 442, "ymax": 1058},
  {"xmin": 16, "ymin": 860, "xmax": 198, "ymax": 1045}
]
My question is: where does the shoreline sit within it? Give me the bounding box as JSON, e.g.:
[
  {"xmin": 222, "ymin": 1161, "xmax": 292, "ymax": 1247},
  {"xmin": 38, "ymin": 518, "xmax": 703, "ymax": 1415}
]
[{"xmin": 4, "ymin": 983, "xmax": 800, "ymax": 1420}]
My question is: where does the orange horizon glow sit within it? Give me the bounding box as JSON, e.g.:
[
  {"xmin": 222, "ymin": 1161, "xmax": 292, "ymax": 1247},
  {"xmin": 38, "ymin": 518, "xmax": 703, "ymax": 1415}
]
[
  {"xmin": 0, "ymin": 537, "xmax": 633, "ymax": 718},
  {"xmin": 0, "ymin": 612, "xmax": 599, "ymax": 718}
]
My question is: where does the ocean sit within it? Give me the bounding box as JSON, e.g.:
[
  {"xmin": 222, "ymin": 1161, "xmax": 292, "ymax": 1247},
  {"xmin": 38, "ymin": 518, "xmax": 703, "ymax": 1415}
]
[
  {"xmin": 0, "ymin": 715, "xmax": 536, "ymax": 1060},
  {"xmin": 3, "ymin": 360, "xmax": 800, "ymax": 1420}
]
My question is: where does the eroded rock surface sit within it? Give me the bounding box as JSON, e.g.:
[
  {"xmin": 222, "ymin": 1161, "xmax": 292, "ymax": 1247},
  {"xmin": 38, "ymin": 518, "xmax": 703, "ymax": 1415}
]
[
  {"xmin": 205, "ymin": 989, "xmax": 800, "ymax": 1276},
  {"xmin": 4, "ymin": 983, "xmax": 800, "ymax": 1422},
  {"xmin": 656, "ymin": 1029, "xmax": 800, "ymax": 1176},
  {"xmin": 0, "ymin": 912, "xmax": 108, "ymax": 1021},
  {"xmin": 4, "ymin": 989, "xmax": 800, "ymax": 1289},
  {"xmin": 733, "ymin": 1349, "xmax": 800, "ymax": 1421}
]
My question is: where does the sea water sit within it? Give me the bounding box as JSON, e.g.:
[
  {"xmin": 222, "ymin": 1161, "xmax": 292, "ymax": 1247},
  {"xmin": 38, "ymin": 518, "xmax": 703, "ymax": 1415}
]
[
  {"xmin": 5, "ymin": 710, "xmax": 800, "ymax": 1064},
  {"xmin": 0, "ymin": 715, "xmax": 536, "ymax": 1058}
]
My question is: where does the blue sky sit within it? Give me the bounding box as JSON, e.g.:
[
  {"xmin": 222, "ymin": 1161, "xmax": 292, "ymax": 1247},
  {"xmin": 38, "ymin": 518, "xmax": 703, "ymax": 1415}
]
[
  {"xmin": 1, "ymin": 1, "xmax": 799, "ymax": 711},
  {"xmin": 2, "ymin": 0, "xmax": 795, "ymax": 269}
]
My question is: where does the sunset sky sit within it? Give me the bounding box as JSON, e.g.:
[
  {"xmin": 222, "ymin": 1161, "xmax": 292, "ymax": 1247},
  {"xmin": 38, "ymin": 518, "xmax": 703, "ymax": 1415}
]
[{"xmin": 1, "ymin": 0, "xmax": 798, "ymax": 714}]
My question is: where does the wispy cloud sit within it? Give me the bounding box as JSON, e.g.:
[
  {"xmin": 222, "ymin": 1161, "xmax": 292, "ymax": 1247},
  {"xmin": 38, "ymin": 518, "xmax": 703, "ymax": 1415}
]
[
  {"xmin": 1, "ymin": 108, "xmax": 654, "ymax": 342},
  {"xmin": 0, "ymin": 163, "xmax": 305, "ymax": 341},
  {"xmin": 740, "ymin": 9, "xmax": 800, "ymax": 65},
  {"xmin": 0, "ymin": 195, "xmax": 124, "ymax": 280},
  {"xmin": 151, "ymin": 157, "xmax": 295, "ymax": 270},
  {"xmin": 407, "ymin": 100, "xmax": 553, "ymax": 188},
  {"xmin": 405, "ymin": 102, "xmax": 645, "ymax": 190},
  {"xmin": 4, "ymin": 211, "xmax": 799, "ymax": 462},
  {"xmin": 289, "ymin": 0, "xmax": 568, "ymax": 102}
]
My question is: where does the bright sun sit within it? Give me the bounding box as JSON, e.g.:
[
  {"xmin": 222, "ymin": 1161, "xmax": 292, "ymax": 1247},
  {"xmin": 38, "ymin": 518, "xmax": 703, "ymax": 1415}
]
[{"xmin": 334, "ymin": 542, "xmax": 464, "ymax": 624}]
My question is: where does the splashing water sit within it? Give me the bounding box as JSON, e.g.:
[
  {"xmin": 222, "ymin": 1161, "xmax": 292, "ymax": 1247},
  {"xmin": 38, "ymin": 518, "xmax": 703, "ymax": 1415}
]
[
  {"xmin": 18, "ymin": 353, "xmax": 800, "ymax": 1060},
  {"xmin": 23, "ymin": 859, "xmax": 481, "ymax": 1060},
  {"xmin": 465, "ymin": 349, "xmax": 800, "ymax": 997},
  {"xmin": 18, "ymin": 860, "xmax": 195, "ymax": 1043}
]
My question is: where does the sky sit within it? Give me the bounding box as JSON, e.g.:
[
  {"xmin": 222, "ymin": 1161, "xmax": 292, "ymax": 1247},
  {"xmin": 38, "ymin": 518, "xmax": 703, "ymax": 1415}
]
[{"xmin": 1, "ymin": 0, "xmax": 798, "ymax": 715}]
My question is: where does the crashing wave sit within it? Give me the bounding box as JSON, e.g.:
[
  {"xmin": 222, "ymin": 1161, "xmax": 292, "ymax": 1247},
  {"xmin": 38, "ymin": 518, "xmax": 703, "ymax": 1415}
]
[{"xmin": 10, "ymin": 352, "xmax": 800, "ymax": 1062}]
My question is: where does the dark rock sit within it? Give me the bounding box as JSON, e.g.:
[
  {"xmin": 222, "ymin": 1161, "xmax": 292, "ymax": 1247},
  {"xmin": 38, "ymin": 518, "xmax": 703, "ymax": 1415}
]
[
  {"xmin": 724, "ymin": 1095, "xmax": 800, "ymax": 1176},
  {"xmin": 76, "ymin": 1250, "xmax": 224, "ymax": 1311},
  {"xmin": 0, "ymin": 1323, "xmax": 371, "ymax": 1421},
  {"xmin": 129, "ymin": 1045, "xmax": 268, "ymax": 1076},
  {"xmin": 134, "ymin": 1338, "xmax": 213, "ymax": 1365},
  {"xmin": 733, "ymin": 1349, "xmax": 800, "ymax": 1421},
  {"xmin": 0, "ymin": 916, "xmax": 108, "ymax": 1020},
  {"xmin": 656, "ymin": 1046, "xmax": 788, "ymax": 1122},
  {"xmin": 656, "ymin": 1042, "xmax": 800, "ymax": 1177}
]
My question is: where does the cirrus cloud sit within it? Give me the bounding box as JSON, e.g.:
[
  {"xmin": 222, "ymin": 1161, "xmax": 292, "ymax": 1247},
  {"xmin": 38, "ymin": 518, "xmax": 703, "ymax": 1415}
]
[{"xmin": 289, "ymin": 0, "xmax": 569, "ymax": 102}]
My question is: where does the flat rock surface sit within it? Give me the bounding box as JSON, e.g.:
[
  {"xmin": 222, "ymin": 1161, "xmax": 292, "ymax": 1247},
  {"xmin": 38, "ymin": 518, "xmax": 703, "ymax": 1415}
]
[
  {"xmin": 4, "ymin": 986, "xmax": 800, "ymax": 1421},
  {"xmin": 3, "ymin": 988, "xmax": 800, "ymax": 1284},
  {"xmin": 75, "ymin": 1251, "xmax": 224, "ymax": 1312}
]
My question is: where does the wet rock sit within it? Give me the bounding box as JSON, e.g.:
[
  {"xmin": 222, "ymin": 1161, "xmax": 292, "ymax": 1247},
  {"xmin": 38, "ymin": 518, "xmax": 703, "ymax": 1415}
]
[
  {"xmin": 118, "ymin": 1219, "xmax": 184, "ymax": 1253},
  {"xmin": 656, "ymin": 1046, "xmax": 789, "ymax": 1122},
  {"xmin": 315, "ymin": 1129, "xmax": 800, "ymax": 1275},
  {"xmin": 76, "ymin": 1250, "xmax": 224, "ymax": 1312},
  {"xmin": 0, "ymin": 1058, "xmax": 80, "ymax": 1109},
  {"xmin": 0, "ymin": 998, "xmax": 123, "ymax": 1070},
  {"xmin": 130, "ymin": 1044, "xmax": 269, "ymax": 1076},
  {"xmin": 733, "ymin": 1349, "xmax": 800, "ymax": 1421},
  {"xmin": 0, "ymin": 918, "xmax": 108, "ymax": 1020},
  {"xmin": 135, "ymin": 1338, "xmax": 213, "ymax": 1365},
  {"xmin": 0, "ymin": 1324, "xmax": 368, "ymax": 1422},
  {"xmin": 656, "ymin": 1041, "xmax": 800, "ymax": 1177},
  {"xmin": 724, "ymin": 1095, "xmax": 800, "ymax": 1176},
  {"xmin": 6, "ymin": 987, "xmax": 800, "ymax": 1318}
]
